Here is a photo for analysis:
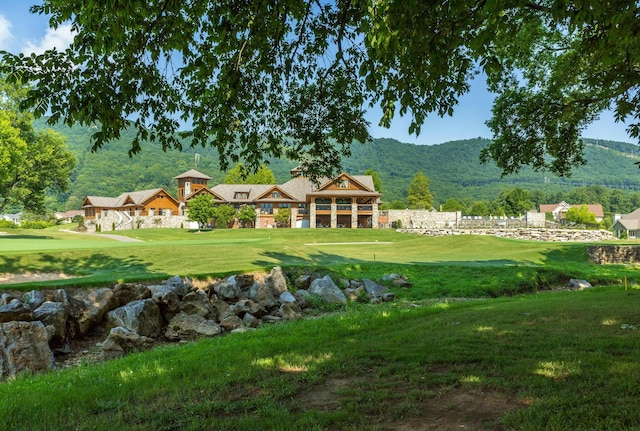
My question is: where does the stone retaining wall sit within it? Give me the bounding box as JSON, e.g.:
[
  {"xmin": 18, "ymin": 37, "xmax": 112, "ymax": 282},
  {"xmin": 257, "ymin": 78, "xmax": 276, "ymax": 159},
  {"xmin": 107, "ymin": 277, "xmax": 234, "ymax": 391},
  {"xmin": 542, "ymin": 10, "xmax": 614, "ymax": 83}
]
[
  {"xmin": 85, "ymin": 213, "xmax": 190, "ymax": 232},
  {"xmin": 588, "ymin": 245, "xmax": 640, "ymax": 264},
  {"xmin": 399, "ymin": 228, "xmax": 615, "ymax": 242}
]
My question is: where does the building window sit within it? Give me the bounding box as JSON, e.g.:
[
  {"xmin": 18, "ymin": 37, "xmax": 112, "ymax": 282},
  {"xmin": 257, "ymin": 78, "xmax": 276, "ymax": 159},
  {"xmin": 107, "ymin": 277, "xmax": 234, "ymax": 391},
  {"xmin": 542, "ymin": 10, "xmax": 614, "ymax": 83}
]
[
  {"xmin": 234, "ymin": 192, "xmax": 249, "ymax": 199},
  {"xmin": 271, "ymin": 191, "xmax": 281, "ymax": 198},
  {"xmin": 315, "ymin": 198, "xmax": 331, "ymax": 204},
  {"xmin": 338, "ymin": 179, "xmax": 349, "ymax": 189},
  {"xmin": 260, "ymin": 203, "xmax": 273, "ymax": 214},
  {"xmin": 158, "ymin": 209, "xmax": 164, "ymax": 216},
  {"xmin": 157, "ymin": 194, "xmax": 165, "ymax": 199},
  {"xmin": 298, "ymin": 203, "xmax": 308, "ymax": 215},
  {"xmin": 279, "ymin": 203, "xmax": 291, "ymax": 209}
]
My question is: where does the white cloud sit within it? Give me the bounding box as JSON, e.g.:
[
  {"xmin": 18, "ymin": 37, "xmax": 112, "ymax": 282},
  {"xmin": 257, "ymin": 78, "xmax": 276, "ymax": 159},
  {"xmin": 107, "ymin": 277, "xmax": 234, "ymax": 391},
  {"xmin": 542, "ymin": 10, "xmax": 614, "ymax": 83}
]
[
  {"xmin": 22, "ymin": 23, "xmax": 74, "ymax": 55},
  {"xmin": 0, "ymin": 15, "xmax": 13, "ymax": 51}
]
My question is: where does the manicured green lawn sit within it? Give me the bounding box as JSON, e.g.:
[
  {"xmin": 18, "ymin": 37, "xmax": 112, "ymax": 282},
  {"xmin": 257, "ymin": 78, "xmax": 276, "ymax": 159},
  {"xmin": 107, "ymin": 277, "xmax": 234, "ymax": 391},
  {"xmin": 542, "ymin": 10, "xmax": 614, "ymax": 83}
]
[
  {"xmin": 2, "ymin": 227, "xmax": 640, "ymax": 430},
  {"xmin": 0, "ymin": 227, "xmax": 618, "ymax": 289}
]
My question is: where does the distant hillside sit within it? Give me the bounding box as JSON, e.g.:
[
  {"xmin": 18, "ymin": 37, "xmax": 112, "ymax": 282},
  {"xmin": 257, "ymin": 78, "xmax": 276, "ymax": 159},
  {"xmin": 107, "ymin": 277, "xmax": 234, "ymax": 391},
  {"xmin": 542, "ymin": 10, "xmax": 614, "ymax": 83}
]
[{"xmin": 35, "ymin": 119, "xmax": 640, "ymax": 209}]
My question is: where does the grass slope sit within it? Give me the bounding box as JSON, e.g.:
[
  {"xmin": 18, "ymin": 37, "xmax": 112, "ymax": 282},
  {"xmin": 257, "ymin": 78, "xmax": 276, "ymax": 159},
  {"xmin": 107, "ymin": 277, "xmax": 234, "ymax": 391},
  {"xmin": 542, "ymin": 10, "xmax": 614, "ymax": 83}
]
[{"xmin": 1, "ymin": 229, "xmax": 640, "ymax": 430}]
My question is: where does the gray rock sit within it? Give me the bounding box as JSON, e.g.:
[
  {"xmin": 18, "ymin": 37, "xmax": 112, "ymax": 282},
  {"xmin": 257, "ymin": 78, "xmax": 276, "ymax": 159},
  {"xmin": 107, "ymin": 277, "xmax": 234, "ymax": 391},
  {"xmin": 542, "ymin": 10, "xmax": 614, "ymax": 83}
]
[
  {"xmin": 70, "ymin": 288, "xmax": 116, "ymax": 336},
  {"xmin": 231, "ymin": 299, "xmax": 266, "ymax": 317},
  {"xmin": 163, "ymin": 275, "xmax": 190, "ymax": 297},
  {"xmin": 23, "ymin": 290, "xmax": 45, "ymax": 310},
  {"xmin": 220, "ymin": 314, "xmax": 243, "ymax": 332},
  {"xmin": 214, "ymin": 278, "xmax": 241, "ymax": 300},
  {"xmin": 294, "ymin": 290, "xmax": 311, "ymax": 308},
  {"xmin": 105, "ymin": 299, "xmax": 162, "ymax": 338},
  {"xmin": 308, "ymin": 275, "xmax": 347, "ymax": 304},
  {"xmin": 148, "ymin": 285, "xmax": 180, "ymax": 321},
  {"xmin": 0, "ymin": 299, "xmax": 33, "ymax": 323},
  {"xmin": 381, "ymin": 292, "xmax": 395, "ymax": 302},
  {"xmin": 279, "ymin": 291, "xmax": 297, "ymax": 304},
  {"xmin": 165, "ymin": 313, "xmax": 222, "ymax": 341},
  {"xmin": 279, "ymin": 302, "xmax": 302, "ymax": 320},
  {"xmin": 242, "ymin": 313, "xmax": 261, "ymax": 328},
  {"xmin": 363, "ymin": 279, "xmax": 387, "ymax": 298},
  {"xmin": 251, "ymin": 284, "xmax": 277, "ymax": 310},
  {"xmin": 0, "ymin": 321, "xmax": 55, "ymax": 380},
  {"xmin": 265, "ymin": 266, "xmax": 288, "ymax": 296},
  {"xmin": 113, "ymin": 283, "xmax": 151, "ymax": 306},
  {"xmin": 569, "ymin": 279, "xmax": 592, "ymax": 290},
  {"xmin": 180, "ymin": 290, "xmax": 215, "ymax": 318},
  {"xmin": 33, "ymin": 301, "xmax": 68, "ymax": 345},
  {"xmin": 210, "ymin": 297, "xmax": 230, "ymax": 322},
  {"xmin": 102, "ymin": 327, "xmax": 154, "ymax": 359}
]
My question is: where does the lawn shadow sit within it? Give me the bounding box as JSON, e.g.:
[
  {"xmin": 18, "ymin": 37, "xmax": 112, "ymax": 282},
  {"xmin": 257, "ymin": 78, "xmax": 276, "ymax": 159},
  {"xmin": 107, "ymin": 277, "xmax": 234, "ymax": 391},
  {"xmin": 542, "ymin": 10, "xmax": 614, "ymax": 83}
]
[{"xmin": 0, "ymin": 252, "xmax": 167, "ymax": 288}]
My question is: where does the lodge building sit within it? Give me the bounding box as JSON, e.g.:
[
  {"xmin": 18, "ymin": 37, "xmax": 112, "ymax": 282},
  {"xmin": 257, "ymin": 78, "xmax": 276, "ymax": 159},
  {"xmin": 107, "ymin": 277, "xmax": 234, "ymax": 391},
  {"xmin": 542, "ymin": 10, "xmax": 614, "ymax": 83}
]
[{"xmin": 82, "ymin": 168, "xmax": 381, "ymax": 229}]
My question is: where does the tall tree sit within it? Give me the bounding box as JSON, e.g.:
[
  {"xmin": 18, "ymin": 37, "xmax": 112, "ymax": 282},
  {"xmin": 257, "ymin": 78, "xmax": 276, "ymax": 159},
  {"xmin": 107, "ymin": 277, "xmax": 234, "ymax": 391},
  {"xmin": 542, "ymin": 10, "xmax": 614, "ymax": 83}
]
[
  {"xmin": 407, "ymin": 172, "xmax": 433, "ymax": 210},
  {"xmin": 224, "ymin": 163, "xmax": 276, "ymax": 184},
  {"xmin": 497, "ymin": 188, "xmax": 534, "ymax": 216},
  {"xmin": 0, "ymin": 80, "xmax": 75, "ymax": 213},
  {"xmin": 364, "ymin": 168, "xmax": 383, "ymax": 193},
  {"xmin": 3, "ymin": 2, "xmax": 639, "ymax": 177},
  {"xmin": 186, "ymin": 194, "xmax": 216, "ymax": 230}
]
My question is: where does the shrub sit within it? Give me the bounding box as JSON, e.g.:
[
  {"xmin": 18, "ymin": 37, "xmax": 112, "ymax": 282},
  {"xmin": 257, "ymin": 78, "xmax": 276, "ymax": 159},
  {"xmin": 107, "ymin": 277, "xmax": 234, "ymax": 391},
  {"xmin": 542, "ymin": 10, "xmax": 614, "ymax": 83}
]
[
  {"xmin": 21, "ymin": 220, "xmax": 53, "ymax": 229},
  {"xmin": 0, "ymin": 219, "xmax": 17, "ymax": 229}
]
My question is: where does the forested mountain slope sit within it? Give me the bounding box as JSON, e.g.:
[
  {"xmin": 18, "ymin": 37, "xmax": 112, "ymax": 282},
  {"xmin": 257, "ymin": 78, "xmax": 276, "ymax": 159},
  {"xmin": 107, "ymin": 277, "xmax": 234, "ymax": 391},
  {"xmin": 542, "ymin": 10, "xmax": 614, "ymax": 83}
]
[{"xmin": 36, "ymin": 119, "xmax": 640, "ymax": 209}]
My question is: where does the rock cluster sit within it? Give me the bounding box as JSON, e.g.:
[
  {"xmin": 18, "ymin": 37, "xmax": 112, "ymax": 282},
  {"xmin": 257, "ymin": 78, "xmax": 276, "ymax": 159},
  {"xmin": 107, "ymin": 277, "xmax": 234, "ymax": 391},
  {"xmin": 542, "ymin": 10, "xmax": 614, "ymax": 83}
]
[{"xmin": 0, "ymin": 268, "xmax": 396, "ymax": 381}]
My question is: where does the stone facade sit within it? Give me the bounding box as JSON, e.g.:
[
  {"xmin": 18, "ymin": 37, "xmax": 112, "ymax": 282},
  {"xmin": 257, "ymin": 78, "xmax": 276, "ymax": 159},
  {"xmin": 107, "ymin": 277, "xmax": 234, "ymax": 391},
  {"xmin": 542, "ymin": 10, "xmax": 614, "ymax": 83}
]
[
  {"xmin": 85, "ymin": 212, "xmax": 190, "ymax": 232},
  {"xmin": 399, "ymin": 228, "xmax": 615, "ymax": 242},
  {"xmin": 381, "ymin": 210, "xmax": 546, "ymax": 229}
]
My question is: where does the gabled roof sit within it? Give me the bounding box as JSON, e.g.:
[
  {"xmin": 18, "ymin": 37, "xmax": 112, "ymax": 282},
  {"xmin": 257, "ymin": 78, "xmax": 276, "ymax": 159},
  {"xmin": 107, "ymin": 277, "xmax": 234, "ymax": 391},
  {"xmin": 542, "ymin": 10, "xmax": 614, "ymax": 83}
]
[
  {"xmin": 208, "ymin": 184, "xmax": 272, "ymax": 202},
  {"xmin": 174, "ymin": 169, "xmax": 212, "ymax": 180},
  {"xmin": 255, "ymin": 185, "xmax": 296, "ymax": 202},
  {"xmin": 185, "ymin": 187, "xmax": 226, "ymax": 202},
  {"xmin": 539, "ymin": 202, "xmax": 604, "ymax": 217},
  {"xmin": 615, "ymin": 207, "xmax": 640, "ymax": 230},
  {"xmin": 83, "ymin": 188, "xmax": 178, "ymax": 208}
]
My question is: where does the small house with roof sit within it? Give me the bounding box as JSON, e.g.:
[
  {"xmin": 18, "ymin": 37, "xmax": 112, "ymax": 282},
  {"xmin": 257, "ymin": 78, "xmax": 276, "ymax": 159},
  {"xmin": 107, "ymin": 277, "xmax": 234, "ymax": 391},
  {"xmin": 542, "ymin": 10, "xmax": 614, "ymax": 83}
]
[
  {"xmin": 82, "ymin": 188, "xmax": 180, "ymax": 221},
  {"xmin": 539, "ymin": 201, "xmax": 604, "ymax": 223},
  {"xmin": 612, "ymin": 208, "xmax": 640, "ymax": 238}
]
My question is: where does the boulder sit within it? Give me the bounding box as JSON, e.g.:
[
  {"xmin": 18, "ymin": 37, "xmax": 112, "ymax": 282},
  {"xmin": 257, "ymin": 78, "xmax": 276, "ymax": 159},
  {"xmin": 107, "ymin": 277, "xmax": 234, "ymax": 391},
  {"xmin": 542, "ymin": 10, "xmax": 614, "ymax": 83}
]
[
  {"xmin": 113, "ymin": 283, "xmax": 151, "ymax": 306},
  {"xmin": 220, "ymin": 314, "xmax": 243, "ymax": 332},
  {"xmin": 165, "ymin": 313, "xmax": 222, "ymax": 341},
  {"xmin": 0, "ymin": 321, "xmax": 55, "ymax": 380},
  {"xmin": 70, "ymin": 288, "xmax": 117, "ymax": 336},
  {"xmin": 210, "ymin": 297, "xmax": 230, "ymax": 322},
  {"xmin": 250, "ymin": 284, "xmax": 277, "ymax": 310},
  {"xmin": 101, "ymin": 327, "xmax": 154, "ymax": 359},
  {"xmin": 265, "ymin": 266, "xmax": 288, "ymax": 296},
  {"xmin": 162, "ymin": 275, "xmax": 191, "ymax": 297},
  {"xmin": 231, "ymin": 299, "xmax": 266, "ymax": 318},
  {"xmin": 363, "ymin": 279, "xmax": 387, "ymax": 298},
  {"xmin": 294, "ymin": 290, "xmax": 311, "ymax": 308},
  {"xmin": 105, "ymin": 299, "xmax": 163, "ymax": 338},
  {"xmin": 33, "ymin": 301, "xmax": 68, "ymax": 345},
  {"xmin": 214, "ymin": 278, "xmax": 241, "ymax": 300},
  {"xmin": 279, "ymin": 291, "xmax": 297, "ymax": 304},
  {"xmin": 180, "ymin": 290, "xmax": 215, "ymax": 319},
  {"xmin": 569, "ymin": 279, "xmax": 592, "ymax": 290},
  {"xmin": 242, "ymin": 313, "xmax": 261, "ymax": 328},
  {"xmin": 148, "ymin": 285, "xmax": 180, "ymax": 321},
  {"xmin": 0, "ymin": 299, "xmax": 33, "ymax": 323},
  {"xmin": 382, "ymin": 292, "xmax": 396, "ymax": 302},
  {"xmin": 308, "ymin": 275, "xmax": 347, "ymax": 304},
  {"xmin": 23, "ymin": 290, "xmax": 45, "ymax": 310},
  {"xmin": 279, "ymin": 302, "xmax": 302, "ymax": 320}
]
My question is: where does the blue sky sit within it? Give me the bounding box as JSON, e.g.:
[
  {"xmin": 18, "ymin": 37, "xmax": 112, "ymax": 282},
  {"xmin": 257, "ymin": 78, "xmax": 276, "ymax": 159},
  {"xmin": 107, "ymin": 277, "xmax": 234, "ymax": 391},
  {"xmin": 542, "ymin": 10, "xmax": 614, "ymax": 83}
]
[{"xmin": 0, "ymin": 4, "xmax": 632, "ymax": 146}]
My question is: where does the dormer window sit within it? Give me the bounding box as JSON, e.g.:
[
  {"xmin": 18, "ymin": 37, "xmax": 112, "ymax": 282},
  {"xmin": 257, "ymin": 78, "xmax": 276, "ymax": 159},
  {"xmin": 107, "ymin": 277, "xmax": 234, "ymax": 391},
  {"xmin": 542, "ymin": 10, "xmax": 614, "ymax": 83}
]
[{"xmin": 234, "ymin": 192, "xmax": 249, "ymax": 199}]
